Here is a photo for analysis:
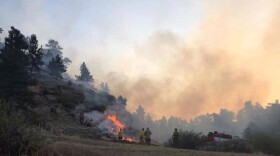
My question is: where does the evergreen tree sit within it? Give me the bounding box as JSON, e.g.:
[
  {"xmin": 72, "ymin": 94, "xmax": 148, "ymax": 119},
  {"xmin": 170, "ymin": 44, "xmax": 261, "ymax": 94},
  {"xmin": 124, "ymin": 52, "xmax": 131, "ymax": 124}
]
[
  {"xmin": 48, "ymin": 54, "xmax": 66, "ymax": 79},
  {"xmin": 0, "ymin": 27, "xmax": 3, "ymax": 41},
  {"xmin": 76, "ymin": 62, "xmax": 93, "ymax": 82},
  {"xmin": 63, "ymin": 57, "xmax": 72, "ymax": 66},
  {"xmin": 117, "ymin": 95, "xmax": 127, "ymax": 105},
  {"xmin": 99, "ymin": 82, "xmax": 109, "ymax": 93},
  {"xmin": 0, "ymin": 28, "xmax": 3, "ymax": 49},
  {"xmin": 43, "ymin": 39, "xmax": 63, "ymax": 64},
  {"xmin": 0, "ymin": 26, "xmax": 34, "ymax": 103},
  {"xmin": 45, "ymin": 39, "xmax": 62, "ymax": 52},
  {"xmin": 43, "ymin": 39, "xmax": 71, "ymax": 69},
  {"xmin": 28, "ymin": 34, "xmax": 43, "ymax": 73},
  {"xmin": 104, "ymin": 83, "xmax": 109, "ymax": 93},
  {"xmin": 134, "ymin": 105, "xmax": 145, "ymax": 123}
]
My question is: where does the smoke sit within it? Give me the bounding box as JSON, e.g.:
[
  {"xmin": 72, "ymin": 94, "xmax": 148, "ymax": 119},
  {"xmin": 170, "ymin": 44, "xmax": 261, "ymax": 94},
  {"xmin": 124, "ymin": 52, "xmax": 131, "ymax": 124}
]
[
  {"xmin": 104, "ymin": 0, "xmax": 280, "ymax": 119},
  {"xmin": 105, "ymin": 32, "xmax": 269, "ymax": 119}
]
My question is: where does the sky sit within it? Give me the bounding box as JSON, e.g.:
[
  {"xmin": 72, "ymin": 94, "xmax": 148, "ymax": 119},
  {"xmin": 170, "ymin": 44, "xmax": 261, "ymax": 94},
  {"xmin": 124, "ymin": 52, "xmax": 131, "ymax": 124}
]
[{"xmin": 1, "ymin": 0, "xmax": 280, "ymax": 120}]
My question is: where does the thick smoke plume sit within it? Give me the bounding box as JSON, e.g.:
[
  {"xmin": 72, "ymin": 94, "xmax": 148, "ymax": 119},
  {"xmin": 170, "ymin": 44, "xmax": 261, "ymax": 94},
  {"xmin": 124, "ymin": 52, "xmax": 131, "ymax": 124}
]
[{"xmin": 103, "ymin": 0, "xmax": 280, "ymax": 119}]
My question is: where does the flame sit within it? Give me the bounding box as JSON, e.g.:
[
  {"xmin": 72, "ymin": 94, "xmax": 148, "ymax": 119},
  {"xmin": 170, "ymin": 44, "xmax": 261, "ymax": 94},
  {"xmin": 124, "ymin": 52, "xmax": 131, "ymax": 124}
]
[
  {"xmin": 107, "ymin": 114, "xmax": 125, "ymax": 130},
  {"xmin": 123, "ymin": 137, "xmax": 133, "ymax": 142},
  {"xmin": 106, "ymin": 114, "xmax": 135, "ymax": 142}
]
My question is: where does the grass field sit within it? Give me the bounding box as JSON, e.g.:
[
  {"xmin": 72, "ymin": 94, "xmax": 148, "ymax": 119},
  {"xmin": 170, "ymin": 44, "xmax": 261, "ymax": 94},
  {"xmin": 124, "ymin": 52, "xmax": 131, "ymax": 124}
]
[{"xmin": 37, "ymin": 136, "xmax": 266, "ymax": 156}]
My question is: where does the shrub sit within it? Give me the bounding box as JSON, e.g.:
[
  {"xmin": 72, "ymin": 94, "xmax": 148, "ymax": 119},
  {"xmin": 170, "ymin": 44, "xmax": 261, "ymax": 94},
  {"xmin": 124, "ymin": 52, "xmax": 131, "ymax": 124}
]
[
  {"xmin": 0, "ymin": 100, "xmax": 51, "ymax": 155},
  {"xmin": 20, "ymin": 127, "xmax": 53, "ymax": 155},
  {"xmin": 165, "ymin": 130, "xmax": 205, "ymax": 150},
  {"xmin": 0, "ymin": 100, "xmax": 25, "ymax": 155},
  {"xmin": 214, "ymin": 140, "xmax": 253, "ymax": 153},
  {"xmin": 250, "ymin": 133, "xmax": 280, "ymax": 155}
]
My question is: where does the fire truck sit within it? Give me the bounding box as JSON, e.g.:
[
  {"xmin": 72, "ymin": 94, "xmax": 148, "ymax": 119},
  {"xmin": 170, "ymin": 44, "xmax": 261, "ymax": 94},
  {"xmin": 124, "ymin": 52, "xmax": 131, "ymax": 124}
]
[{"xmin": 207, "ymin": 131, "xmax": 232, "ymax": 142}]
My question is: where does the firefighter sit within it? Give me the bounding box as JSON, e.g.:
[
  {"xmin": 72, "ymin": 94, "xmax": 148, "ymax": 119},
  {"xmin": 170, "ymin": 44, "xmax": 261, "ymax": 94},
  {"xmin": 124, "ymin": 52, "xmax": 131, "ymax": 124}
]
[
  {"xmin": 172, "ymin": 128, "xmax": 179, "ymax": 147},
  {"xmin": 139, "ymin": 128, "xmax": 145, "ymax": 144},
  {"xmin": 118, "ymin": 128, "xmax": 123, "ymax": 141},
  {"xmin": 144, "ymin": 128, "xmax": 152, "ymax": 145}
]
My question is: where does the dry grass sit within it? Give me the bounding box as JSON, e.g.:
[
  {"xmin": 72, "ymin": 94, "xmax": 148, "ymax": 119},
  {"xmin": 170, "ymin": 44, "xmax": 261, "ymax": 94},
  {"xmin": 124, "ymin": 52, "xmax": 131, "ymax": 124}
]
[{"xmin": 36, "ymin": 136, "xmax": 266, "ymax": 156}]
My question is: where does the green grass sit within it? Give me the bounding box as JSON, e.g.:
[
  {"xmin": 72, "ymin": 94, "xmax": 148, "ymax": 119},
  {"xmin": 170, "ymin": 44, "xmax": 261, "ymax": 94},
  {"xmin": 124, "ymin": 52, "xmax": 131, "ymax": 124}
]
[{"xmin": 37, "ymin": 136, "xmax": 266, "ymax": 156}]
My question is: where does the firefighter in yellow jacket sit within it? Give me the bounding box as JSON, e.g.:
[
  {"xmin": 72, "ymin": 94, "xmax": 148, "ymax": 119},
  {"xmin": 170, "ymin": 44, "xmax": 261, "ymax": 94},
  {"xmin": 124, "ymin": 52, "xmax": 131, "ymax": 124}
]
[
  {"xmin": 139, "ymin": 128, "xmax": 145, "ymax": 144},
  {"xmin": 144, "ymin": 128, "xmax": 152, "ymax": 145},
  {"xmin": 118, "ymin": 128, "xmax": 123, "ymax": 141}
]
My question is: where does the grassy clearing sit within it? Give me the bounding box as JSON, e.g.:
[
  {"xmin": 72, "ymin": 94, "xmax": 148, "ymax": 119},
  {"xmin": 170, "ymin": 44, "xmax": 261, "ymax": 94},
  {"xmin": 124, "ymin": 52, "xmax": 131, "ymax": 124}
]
[{"xmin": 37, "ymin": 136, "xmax": 266, "ymax": 156}]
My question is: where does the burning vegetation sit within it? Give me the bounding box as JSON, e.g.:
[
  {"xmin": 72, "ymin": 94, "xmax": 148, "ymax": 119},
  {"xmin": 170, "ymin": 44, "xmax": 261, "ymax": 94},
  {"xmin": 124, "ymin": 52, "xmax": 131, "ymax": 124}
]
[{"xmin": 106, "ymin": 114, "xmax": 125, "ymax": 133}]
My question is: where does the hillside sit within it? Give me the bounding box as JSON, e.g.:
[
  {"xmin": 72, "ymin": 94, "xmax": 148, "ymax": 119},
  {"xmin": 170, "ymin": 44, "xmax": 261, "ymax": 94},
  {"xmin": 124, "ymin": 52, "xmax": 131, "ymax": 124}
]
[{"xmin": 24, "ymin": 73, "xmax": 105, "ymax": 138}]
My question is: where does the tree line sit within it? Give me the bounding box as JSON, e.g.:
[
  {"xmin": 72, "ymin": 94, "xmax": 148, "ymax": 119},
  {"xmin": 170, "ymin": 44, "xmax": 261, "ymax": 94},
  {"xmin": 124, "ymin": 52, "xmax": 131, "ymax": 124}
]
[
  {"xmin": 131, "ymin": 100, "xmax": 280, "ymax": 144},
  {"xmin": 0, "ymin": 26, "xmax": 95, "ymax": 98}
]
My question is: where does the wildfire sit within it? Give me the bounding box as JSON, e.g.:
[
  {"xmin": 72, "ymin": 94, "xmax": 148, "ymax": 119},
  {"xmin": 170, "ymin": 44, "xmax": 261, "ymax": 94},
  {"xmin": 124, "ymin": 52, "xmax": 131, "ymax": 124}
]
[
  {"xmin": 123, "ymin": 137, "xmax": 133, "ymax": 142},
  {"xmin": 106, "ymin": 114, "xmax": 135, "ymax": 142},
  {"xmin": 107, "ymin": 114, "xmax": 125, "ymax": 130}
]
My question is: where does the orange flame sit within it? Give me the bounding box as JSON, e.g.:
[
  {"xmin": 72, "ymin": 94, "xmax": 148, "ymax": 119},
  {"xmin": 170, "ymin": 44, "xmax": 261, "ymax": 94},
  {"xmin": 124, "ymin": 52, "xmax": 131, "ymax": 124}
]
[
  {"xmin": 106, "ymin": 114, "xmax": 136, "ymax": 142},
  {"xmin": 123, "ymin": 137, "xmax": 133, "ymax": 142},
  {"xmin": 107, "ymin": 114, "xmax": 125, "ymax": 130}
]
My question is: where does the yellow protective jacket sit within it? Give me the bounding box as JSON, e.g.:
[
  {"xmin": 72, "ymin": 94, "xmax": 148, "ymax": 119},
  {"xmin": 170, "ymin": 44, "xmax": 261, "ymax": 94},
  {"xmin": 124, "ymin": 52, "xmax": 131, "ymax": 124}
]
[
  {"xmin": 140, "ymin": 131, "xmax": 145, "ymax": 138},
  {"xmin": 118, "ymin": 131, "xmax": 123, "ymax": 137}
]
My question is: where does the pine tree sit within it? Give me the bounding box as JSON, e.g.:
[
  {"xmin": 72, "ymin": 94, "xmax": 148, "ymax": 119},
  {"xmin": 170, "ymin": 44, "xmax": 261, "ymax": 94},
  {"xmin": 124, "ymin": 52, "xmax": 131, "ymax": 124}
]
[
  {"xmin": 99, "ymin": 82, "xmax": 109, "ymax": 93},
  {"xmin": 43, "ymin": 39, "xmax": 63, "ymax": 64},
  {"xmin": 0, "ymin": 27, "xmax": 3, "ymax": 49},
  {"xmin": 43, "ymin": 39, "xmax": 71, "ymax": 68},
  {"xmin": 45, "ymin": 39, "xmax": 62, "ymax": 52},
  {"xmin": 117, "ymin": 95, "xmax": 127, "ymax": 105},
  {"xmin": 63, "ymin": 57, "xmax": 72, "ymax": 66},
  {"xmin": 76, "ymin": 62, "xmax": 93, "ymax": 82},
  {"xmin": 48, "ymin": 54, "xmax": 66, "ymax": 79},
  {"xmin": 0, "ymin": 26, "xmax": 33, "ymax": 103},
  {"xmin": 28, "ymin": 34, "xmax": 43, "ymax": 73},
  {"xmin": 0, "ymin": 27, "xmax": 3, "ymax": 41},
  {"xmin": 134, "ymin": 105, "xmax": 145, "ymax": 123}
]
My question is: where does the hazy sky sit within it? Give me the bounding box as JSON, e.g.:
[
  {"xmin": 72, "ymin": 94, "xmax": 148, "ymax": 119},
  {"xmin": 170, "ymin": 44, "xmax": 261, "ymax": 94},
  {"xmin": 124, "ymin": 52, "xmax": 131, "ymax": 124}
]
[{"xmin": 1, "ymin": 0, "xmax": 280, "ymax": 120}]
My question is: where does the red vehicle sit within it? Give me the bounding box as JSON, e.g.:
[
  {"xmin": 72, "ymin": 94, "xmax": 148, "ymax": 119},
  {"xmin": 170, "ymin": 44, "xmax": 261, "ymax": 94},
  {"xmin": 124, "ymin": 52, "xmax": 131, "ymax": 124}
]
[{"xmin": 207, "ymin": 131, "xmax": 232, "ymax": 142}]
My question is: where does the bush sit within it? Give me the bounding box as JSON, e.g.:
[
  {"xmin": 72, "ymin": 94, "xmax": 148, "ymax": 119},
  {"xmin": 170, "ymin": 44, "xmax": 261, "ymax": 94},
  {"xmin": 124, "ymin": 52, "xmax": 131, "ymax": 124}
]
[
  {"xmin": 0, "ymin": 100, "xmax": 51, "ymax": 155},
  {"xmin": 20, "ymin": 127, "xmax": 53, "ymax": 155},
  {"xmin": 0, "ymin": 100, "xmax": 25, "ymax": 155},
  {"xmin": 213, "ymin": 140, "xmax": 253, "ymax": 153},
  {"xmin": 165, "ymin": 130, "xmax": 205, "ymax": 150},
  {"xmin": 250, "ymin": 133, "xmax": 280, "ymax": 155}
]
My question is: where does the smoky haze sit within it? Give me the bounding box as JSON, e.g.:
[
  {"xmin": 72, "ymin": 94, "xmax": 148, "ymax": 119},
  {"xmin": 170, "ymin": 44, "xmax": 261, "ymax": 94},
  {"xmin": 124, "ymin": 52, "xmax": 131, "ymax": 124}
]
[
  {"xmin": 105, "ymin": 31, "xmax": 269, "ymax": 119},
  {"xmin": 103, "ymin": 0, "xmax": 280, "ymax": 119}
]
